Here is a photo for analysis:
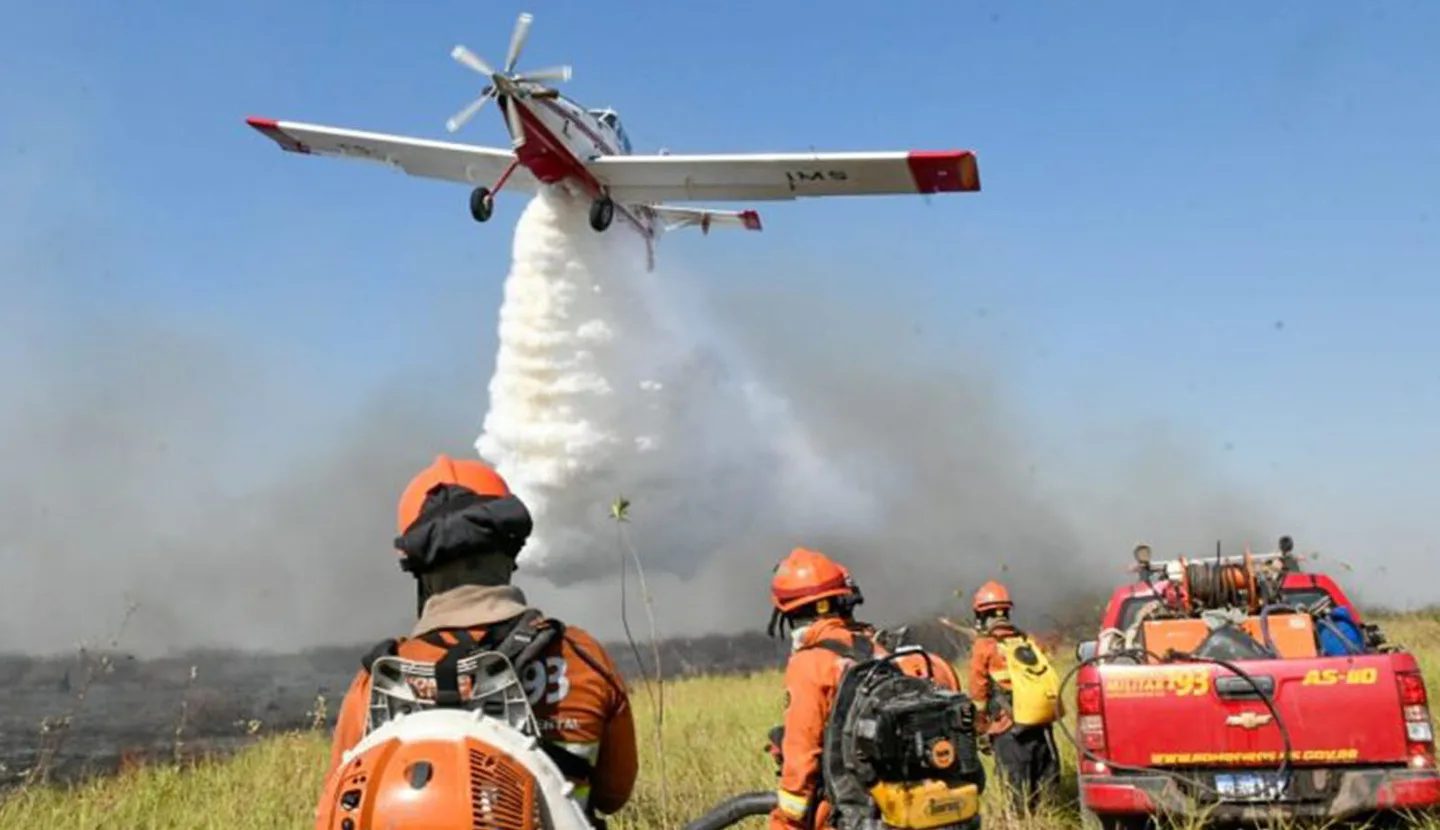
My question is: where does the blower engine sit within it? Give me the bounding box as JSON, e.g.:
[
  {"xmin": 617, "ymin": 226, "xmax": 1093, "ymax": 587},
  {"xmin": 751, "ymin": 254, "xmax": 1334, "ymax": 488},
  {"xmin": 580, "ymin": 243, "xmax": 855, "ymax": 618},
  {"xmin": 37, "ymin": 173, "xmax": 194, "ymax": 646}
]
[{"xmin": 314, "ymin": 649, "xmax": 592, "ymax": 830}]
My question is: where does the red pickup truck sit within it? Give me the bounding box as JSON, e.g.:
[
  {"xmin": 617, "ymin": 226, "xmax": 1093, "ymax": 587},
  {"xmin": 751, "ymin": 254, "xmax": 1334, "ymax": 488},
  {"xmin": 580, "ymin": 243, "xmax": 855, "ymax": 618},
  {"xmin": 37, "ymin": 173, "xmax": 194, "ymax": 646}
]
[{"xmin": 1071, "ymin": 542, "xmax": 1440, "ymax": 828}]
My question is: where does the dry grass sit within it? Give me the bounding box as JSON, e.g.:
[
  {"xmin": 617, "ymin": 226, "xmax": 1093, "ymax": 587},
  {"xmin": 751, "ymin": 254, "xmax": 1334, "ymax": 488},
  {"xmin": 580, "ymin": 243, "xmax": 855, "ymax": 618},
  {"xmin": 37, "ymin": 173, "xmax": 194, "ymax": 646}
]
[{"xmin": 4, "ymin": 615, "xmax": 1440, "ymax": 829}]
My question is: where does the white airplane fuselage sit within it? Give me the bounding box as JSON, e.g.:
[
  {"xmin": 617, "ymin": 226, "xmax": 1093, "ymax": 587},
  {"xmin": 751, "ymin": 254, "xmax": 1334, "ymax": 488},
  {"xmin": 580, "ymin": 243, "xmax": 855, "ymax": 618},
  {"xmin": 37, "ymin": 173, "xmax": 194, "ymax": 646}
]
[{"xmin": 498, "ymin": 93, "xmax": 647, "ymax": 226}]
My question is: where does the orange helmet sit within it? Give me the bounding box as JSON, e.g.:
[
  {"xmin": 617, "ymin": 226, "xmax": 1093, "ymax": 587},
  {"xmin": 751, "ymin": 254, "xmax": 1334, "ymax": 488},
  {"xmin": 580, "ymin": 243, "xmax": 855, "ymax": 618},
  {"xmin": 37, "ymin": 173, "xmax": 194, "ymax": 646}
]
[
  {"xmin": 315, "ymin": 728, "xmax": 548, "ymax": 830},
  {"xmin": 972, "ymin": 580, "xmax": 1012, "ymax": 614},
  {"xmin": 393, "ymin": 455, "xmax": 531, "ymax": 581},
  {"xmin": 770, "ymin": 547, "xmax": 859, "ymax": 614},
  {"xmin": 397, "ymin": 454, "xmax": 512, "ymax": 536}
]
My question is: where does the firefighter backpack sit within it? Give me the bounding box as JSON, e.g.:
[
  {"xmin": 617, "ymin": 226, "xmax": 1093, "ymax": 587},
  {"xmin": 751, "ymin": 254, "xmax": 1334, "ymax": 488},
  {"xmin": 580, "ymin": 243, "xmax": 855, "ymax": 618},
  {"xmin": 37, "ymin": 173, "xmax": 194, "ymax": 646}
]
[
  {"xmin": 994, "ymin": 632, "xmax": 1062, "ymax": 727},
  {"xmin": 806, "ymin": 636, "xmax": 985, "ymax": 830},
  {"xmin": 357, "ymin": 610, "xmax": 602, "ymax": 789}
]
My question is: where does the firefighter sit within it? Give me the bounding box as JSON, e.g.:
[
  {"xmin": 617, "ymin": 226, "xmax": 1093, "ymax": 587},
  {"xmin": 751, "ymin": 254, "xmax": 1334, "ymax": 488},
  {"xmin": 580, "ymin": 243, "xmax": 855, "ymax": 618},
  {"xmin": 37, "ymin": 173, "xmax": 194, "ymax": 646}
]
[
  {"xmin": 767, "ymin": 547, "xmax": 962, "ymax": 830},
  {"xmin": 968, "ymin": 580, "xmax": 1061, "ymax": 814},
  {"xmin": 318, "ymin": 454, "xmax": 638, "ymax": 826}
]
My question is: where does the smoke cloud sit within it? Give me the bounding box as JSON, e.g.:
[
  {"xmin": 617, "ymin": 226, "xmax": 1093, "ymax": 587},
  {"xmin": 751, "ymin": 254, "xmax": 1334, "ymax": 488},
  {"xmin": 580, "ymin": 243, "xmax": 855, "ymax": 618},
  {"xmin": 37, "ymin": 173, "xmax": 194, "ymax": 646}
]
[
  {"xmin": 476, "ymin": 192, "xmax": 1279, "ymax": 641},
  {"xmin": 475, "ymin": 191, "xmax": 875, "ymax": 584},
  {"xmin": 2, "ymin": 170, "xmax": 1279, "ymax": 657},
  {"xmin": 0, "ymin": 307, "xmax": 478, "ymax": 655},
  {"xmin": 0, "ymin": 105, "xmax": 485, "ymax": 656}
]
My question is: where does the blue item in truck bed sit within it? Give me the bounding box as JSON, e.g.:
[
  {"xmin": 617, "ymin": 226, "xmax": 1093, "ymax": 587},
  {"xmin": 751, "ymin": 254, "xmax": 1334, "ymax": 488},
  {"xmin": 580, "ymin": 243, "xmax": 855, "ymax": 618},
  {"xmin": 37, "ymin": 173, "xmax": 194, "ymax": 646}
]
[{"xmin": 1316, "ymin": 607, "xmax": 1367, "ymax": 656}]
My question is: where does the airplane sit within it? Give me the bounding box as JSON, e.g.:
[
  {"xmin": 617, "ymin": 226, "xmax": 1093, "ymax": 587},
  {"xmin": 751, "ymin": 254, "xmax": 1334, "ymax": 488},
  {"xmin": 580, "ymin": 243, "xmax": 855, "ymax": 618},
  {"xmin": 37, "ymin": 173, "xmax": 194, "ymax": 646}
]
[{"xmin": 245, "ymin": 12, "xmax": 981, "ymax": 271}]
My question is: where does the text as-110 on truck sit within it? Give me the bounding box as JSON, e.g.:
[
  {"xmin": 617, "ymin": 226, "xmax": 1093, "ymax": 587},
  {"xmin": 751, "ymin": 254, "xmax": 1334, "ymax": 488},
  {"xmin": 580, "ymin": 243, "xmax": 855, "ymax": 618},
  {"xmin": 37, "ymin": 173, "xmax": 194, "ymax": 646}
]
[{"xmin": 1066, "ymin": 537, "xmax": 1440, "ymax": 829}]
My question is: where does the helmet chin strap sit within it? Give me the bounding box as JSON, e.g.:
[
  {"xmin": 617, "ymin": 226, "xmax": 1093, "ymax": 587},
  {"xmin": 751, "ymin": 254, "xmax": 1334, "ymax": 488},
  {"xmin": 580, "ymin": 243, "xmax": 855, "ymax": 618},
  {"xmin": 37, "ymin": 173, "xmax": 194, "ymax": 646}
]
[
  {"xmin": 767, "ymin": 608, "xmax": 811, "ymax": 648},
  {"xmin": 769, "ymin": 591, "xmax": 864, "ymax": 644}
]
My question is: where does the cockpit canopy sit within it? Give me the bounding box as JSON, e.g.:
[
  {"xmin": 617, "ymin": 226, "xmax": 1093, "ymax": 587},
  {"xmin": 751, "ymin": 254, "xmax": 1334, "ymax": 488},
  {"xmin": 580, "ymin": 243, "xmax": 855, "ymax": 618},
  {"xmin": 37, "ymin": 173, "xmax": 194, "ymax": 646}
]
[{"xmin": 588, "ymin": 107, "xmax": 632, "ymax": 154}]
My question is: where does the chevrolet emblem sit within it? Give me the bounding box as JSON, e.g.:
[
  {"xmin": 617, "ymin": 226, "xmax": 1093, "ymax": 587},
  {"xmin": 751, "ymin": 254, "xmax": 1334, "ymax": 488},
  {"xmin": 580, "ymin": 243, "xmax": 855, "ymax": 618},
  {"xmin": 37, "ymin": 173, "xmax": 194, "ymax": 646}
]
[{"xmin": 1226, "ymin": 711, "xmax": 1273, "ymax": 730}]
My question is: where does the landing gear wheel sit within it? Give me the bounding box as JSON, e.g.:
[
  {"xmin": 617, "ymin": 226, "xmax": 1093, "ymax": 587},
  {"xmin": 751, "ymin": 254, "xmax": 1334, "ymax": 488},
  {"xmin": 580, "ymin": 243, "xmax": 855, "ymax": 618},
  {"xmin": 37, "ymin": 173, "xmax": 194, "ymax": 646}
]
[
  {"xmin": 470, "ymin": 187, "xmax": 495, "ymax": 223},
  {"xmin": 589, "ymin": 196, "xmax": 614, "ymax": 232}
]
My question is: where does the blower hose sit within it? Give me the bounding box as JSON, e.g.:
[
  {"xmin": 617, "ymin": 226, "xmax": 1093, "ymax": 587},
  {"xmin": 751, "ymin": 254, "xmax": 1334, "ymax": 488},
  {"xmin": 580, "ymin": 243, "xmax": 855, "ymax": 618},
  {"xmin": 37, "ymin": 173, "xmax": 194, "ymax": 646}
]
[
  {"xmin": 1054, "ymin": 647, "xmax": 1295, "ymax": 802},
  {"xmin": 680, "ymin": 791, "xmax": 778, "ymax": 830}
]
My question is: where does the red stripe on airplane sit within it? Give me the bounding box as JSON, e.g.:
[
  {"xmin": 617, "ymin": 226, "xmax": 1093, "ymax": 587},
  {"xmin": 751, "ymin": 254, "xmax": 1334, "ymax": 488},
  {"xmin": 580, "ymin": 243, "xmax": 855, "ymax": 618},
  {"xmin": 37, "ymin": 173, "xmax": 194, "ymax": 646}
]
[
  {"xmin": 245, "ymin": 117, "xmax": 310, "ymax": 154},
  {"xmin": 905, "ymin": 151, "xmax": 980, "ymax": 193},
  {"xmin": 508, "ymin": 100, "xmax": 652, "ymax": 240}
]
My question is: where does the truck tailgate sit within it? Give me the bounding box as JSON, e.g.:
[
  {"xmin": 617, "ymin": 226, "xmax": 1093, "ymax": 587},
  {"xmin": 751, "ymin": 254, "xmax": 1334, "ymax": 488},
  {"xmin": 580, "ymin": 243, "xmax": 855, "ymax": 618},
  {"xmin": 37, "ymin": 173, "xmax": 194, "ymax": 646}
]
[{"xmin": 1095, "ymin": 655, "xmax": 1409, "ymax": 768}]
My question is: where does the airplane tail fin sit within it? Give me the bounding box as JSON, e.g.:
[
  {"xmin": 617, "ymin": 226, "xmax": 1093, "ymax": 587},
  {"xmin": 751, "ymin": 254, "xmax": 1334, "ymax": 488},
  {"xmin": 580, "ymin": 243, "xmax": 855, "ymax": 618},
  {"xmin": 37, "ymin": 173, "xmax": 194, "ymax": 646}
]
[{"xmin": 649, "ymin": 204, "xmax": 762, "ymax": 235}]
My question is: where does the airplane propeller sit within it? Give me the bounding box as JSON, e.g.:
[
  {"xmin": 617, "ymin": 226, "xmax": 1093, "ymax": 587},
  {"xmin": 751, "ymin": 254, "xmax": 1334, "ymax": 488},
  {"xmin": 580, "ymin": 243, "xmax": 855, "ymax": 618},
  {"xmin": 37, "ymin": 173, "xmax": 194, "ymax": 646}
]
[{"xmin": 444, "ymin": 12, "xmax": 573, "ymax": 146}]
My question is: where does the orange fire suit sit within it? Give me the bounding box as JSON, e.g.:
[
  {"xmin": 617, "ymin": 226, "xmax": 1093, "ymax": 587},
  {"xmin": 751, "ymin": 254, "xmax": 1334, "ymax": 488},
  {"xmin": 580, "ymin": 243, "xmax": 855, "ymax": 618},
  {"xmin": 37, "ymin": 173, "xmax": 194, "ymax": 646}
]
[
  {"xmin": 968, "ymin": 619, "xmax": 1059, "ymax": 812},
  {"xmin": 968, "ymin": 619, "xmax": 1019, "ymax": 736},
  {"xmin": 770, "ymin": 617, "xmax": 962, "ymax": 830},
  {"xmin": 321, "ymin": 584, "xmax": 638, "ymax": 821}
]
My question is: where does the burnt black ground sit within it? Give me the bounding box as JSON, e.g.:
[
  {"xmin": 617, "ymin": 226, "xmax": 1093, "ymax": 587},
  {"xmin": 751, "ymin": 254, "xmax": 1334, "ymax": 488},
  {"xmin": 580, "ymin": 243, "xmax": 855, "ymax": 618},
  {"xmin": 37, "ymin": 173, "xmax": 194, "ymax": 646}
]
[
  {"xmin": 1, "ymin": 597, "xmax": 1373, "ymax": 796},
  {"xmin": 0, "ymin": 632, "xmax": 740, "ymax": 788},
  {"xmin": 0, "ymin": 622, "xmax": 972, "ymax": 790}
]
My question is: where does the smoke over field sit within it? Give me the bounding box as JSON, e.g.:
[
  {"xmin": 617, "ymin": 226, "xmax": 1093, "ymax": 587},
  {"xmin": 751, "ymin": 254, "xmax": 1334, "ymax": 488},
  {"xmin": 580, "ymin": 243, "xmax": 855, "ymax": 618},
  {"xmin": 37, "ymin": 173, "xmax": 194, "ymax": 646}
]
[{"xmin": 1, "ymin": 177, "xmax": 1276, "ymax": 657}]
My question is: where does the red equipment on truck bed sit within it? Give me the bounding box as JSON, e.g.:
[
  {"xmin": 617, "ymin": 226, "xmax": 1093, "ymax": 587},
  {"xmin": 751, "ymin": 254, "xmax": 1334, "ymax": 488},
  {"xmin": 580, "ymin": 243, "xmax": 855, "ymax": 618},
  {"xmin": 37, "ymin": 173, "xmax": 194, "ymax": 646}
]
[{"xmin": 1068, "ymin": 538, "xmax": 1440, "ymax": 828}]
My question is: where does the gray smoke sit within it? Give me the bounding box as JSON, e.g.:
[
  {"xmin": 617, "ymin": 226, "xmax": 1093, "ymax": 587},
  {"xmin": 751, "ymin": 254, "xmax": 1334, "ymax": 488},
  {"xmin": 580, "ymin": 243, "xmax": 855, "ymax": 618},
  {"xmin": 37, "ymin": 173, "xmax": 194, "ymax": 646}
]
[
  {"xmin": 0, "ymin": 305, "xmax": 482, "ymax": 655},
  {"xmin": 0, "ymin": 195, "xmax": 1284, "ymax": 657},
  {"xmin": 0, "ymin": 104, "xmax": 489, "ymax": 656},
  {"xmin": 0, "ymin": 216, "xmax": 1283, "ymax": 658},
  {"xmin": 0, "ymin": 107, "xmax": 1279, "ymax": 658},
  {"xmin": 519, "ymin": 278, "xmax": 1279, "ymax": 641}
]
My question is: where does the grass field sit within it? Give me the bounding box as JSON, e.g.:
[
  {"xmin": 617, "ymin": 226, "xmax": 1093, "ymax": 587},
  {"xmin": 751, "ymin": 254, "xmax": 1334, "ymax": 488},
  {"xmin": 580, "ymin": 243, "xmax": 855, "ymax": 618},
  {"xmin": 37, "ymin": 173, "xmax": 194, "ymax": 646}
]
[{"xmin": 4, "ymin": 615, "xmax": 1440, "ymax": 830}]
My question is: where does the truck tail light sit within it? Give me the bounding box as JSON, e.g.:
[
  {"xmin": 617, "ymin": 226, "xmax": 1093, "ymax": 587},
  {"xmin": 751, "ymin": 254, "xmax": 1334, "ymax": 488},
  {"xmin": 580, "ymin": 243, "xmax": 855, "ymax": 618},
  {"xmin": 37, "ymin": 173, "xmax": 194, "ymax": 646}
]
[
  {"xmin": 1397, "ymin": 670, "xmax": 1435, "ymax": 768},
  {"xmin": 1077, "ymin": 681, "xmax": 1109, "ymax": 774}
]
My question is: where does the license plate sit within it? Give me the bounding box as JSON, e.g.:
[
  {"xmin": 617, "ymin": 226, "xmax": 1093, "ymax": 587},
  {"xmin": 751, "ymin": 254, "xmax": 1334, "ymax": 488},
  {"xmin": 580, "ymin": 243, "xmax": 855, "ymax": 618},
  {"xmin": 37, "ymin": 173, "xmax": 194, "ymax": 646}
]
[{"xmin": 1214, "ymin": 772, "xmax": 1287, "ymax": 801}]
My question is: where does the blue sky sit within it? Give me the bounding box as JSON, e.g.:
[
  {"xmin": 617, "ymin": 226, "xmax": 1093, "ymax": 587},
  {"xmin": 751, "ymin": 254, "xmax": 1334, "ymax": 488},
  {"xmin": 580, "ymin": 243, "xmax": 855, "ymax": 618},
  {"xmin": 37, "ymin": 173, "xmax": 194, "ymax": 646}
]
[{"xmin": 5, "ymin": 2, "xmax": 1440, "ymax": 609}]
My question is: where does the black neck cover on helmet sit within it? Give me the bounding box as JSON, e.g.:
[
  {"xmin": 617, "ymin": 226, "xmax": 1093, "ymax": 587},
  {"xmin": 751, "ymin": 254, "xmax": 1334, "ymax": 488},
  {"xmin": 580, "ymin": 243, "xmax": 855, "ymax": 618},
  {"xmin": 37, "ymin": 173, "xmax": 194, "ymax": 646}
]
[{"xmin": 393, "ymin": 483, "xmax": 533, "ymax": 576}]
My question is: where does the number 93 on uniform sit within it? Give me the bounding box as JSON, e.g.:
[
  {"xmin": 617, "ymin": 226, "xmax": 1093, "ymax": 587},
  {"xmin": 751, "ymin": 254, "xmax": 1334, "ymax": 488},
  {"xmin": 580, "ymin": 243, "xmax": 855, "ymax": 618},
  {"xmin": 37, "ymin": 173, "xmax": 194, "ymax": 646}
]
[{"xmin": 522, "ymin": 656, "xmax": 571, "ymax": 705}]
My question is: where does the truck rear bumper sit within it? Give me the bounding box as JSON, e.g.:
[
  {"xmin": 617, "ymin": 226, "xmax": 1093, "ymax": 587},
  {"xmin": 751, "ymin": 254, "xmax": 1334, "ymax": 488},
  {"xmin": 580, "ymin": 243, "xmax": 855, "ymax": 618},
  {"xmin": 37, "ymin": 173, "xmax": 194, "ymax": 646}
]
[{"xmin": 1080, "ymin": 768, "xmax": 1440, "ymax": 822}]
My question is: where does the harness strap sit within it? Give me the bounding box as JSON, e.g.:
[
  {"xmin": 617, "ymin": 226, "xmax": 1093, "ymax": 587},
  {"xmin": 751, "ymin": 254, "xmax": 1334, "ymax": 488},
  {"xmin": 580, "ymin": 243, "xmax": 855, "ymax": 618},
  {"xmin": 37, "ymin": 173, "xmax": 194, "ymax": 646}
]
[
  {"xmin": 361, "ymin": 638, "xmax": 400, "ymax": 672},
  {"xmin": 359, "ymin": 611, "xmax": 596, "ymax": 781},
  {"xmin": 420, "ymin": 611, "xmax": 550, "ymax": 704},
  {"xmin": 432, "ymin": 628, "xmax": 476, "ymax": 706}
]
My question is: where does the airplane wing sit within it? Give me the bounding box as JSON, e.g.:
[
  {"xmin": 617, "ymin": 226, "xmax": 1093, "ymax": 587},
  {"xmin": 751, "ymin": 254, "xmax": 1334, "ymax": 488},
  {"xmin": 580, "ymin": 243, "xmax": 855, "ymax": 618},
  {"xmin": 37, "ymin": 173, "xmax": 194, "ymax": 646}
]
[
  {"xmin": 244, "ymin": 117, "xmax": 541, "ymax": 191},
  {"xmin": 589, "ymin": 150, "xmax": 978, "ymax": 204},
  {"xmin": 647, "ymin": 204, "xmax": 763, "ymax": 233}
]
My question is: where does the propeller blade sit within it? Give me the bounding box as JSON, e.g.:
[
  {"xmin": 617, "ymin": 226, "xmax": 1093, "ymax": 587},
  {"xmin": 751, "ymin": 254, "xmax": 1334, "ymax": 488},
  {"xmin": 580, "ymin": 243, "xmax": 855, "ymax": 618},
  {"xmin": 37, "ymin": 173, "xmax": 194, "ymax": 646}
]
[
  {"xmin": 445, "ymin": 91, "xmax": 493, "ymax": 133},
  {"xmin": 515, "ymin": 64, "xmax": 572, "ymax": 84},
  {"xmin": 504, "ymin": 12, "xmax": 533, "ymax": 74},
  {"xmin": 505, "ymin": 98, "xmax": 526, "ymax": 148},
  {"xmin": 451, "ymin": 45, "xmax": 495, "ymax": 77}
]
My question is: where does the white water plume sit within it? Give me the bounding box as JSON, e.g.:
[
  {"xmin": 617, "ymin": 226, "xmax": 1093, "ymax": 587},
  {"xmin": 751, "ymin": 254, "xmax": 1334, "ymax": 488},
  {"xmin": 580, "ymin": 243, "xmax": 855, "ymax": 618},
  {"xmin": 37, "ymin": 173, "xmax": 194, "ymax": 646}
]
[{"xmin": 474, "ymin": 191, "xmax": 875, "ymax": 585}]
